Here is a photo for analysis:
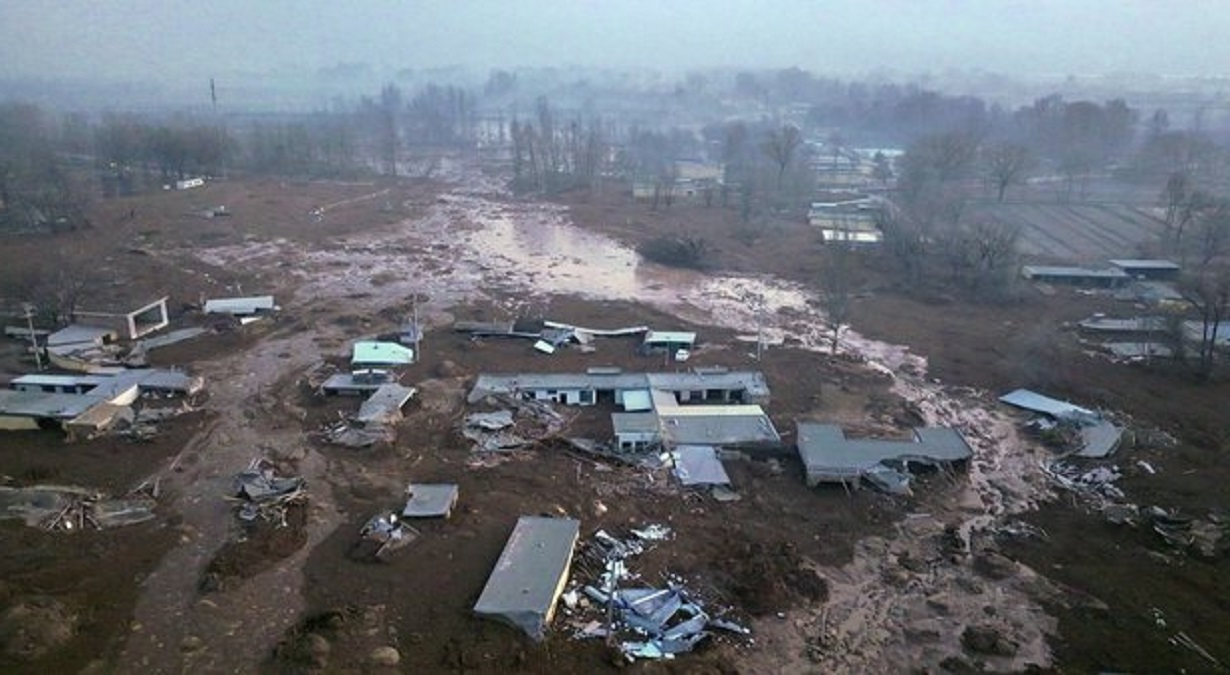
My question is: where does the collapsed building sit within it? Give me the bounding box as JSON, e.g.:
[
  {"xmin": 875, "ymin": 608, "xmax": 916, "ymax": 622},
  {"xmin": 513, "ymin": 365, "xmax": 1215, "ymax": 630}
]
[
  {"xmin": 0, "ymin": 369, "xmax": 203, "ymax": 437},
  {"xmin": 796, "ymin": 423, "xmax": 973, "ymax": 494}
]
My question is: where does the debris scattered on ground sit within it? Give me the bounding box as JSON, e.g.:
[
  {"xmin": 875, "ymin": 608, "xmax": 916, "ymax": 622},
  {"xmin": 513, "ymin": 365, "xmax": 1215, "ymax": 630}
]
[
  {"xmin": 356, "ymin": 513, "xmax": 419, "ymax": 561},
  {"xmin": 230, "ymin": 458, "xmax": 306, "ymax": 526},
  {"xmin": 317, "ymin": 383, "xmax": 415, "ymax": 448},
  {"xmin": 565, "ymin": 525, "xmax": 751, "ymax": 661},
  {"xmin": 1041, "ymin": 461, "xmax": 1124, "ymax": 501},
  {"xmin": 1046, "ymin": 459, "xmax": 1227, "ymax": 558},
  {"xmin": 462, "ymin": 395, "xmax": 572, "ymax": 454},
  {"xmin": 320, "ymin": 420, "xmax": 395, "ymax": 448},
  {"xmin": 0, "ymin": 485, "xmax": 156, "ymax": 531},
  {"xmin": 1001, "ymin": 388, "xmax": 1123, "ymax": 458}
]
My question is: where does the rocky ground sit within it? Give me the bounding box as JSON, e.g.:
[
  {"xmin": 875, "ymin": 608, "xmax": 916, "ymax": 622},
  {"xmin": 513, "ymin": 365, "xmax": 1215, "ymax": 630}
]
[{"xmin": 0, "ymin": 156, "xmax": 1226, "ymax": 673}]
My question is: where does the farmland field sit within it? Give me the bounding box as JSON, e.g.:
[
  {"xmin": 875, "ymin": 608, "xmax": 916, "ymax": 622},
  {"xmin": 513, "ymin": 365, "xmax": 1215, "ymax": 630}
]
[{"xmin": 974, "ymin": 201, "xmax": 1167, "ymax": 262}]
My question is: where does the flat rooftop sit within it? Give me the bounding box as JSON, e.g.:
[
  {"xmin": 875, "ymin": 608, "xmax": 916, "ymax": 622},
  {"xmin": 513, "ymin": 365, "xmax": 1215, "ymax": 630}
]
[{"xmin": 797, "ymin": 423, "xmax": 972, "ymax": 483}]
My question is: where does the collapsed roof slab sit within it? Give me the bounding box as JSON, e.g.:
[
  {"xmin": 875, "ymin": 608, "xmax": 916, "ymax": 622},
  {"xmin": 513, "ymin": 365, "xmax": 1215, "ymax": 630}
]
[
  {"xmin": 796, "ymin": 423, "xmax": 972, "ymax": 487},
  {"xmin": 402, "ymin": 483, "xmax": 459, "ymax": 518},
  {"xmin": 999, "ymin": 389, "xmax": 1098, "ymax": 423},
  {"xmin": 474, "ymin": 516, "xmax": 580, "ymax": 641},
  {"xmin": 672, "ymin": 445, "xmax": 731, "ymax": 486},
  {"xmin": 355, "ymin": 383, "xmax": 416, "ymax": 425}
]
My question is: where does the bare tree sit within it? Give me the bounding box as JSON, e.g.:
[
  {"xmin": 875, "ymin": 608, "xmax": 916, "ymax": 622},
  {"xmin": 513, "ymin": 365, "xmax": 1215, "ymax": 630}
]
[
  {"xmin": 900, "ymin": 131, "xmax": 980, "ymax": 193},
  {"xmin": 982, "ymin": 142, "xmax": 1031, "ymax": 201},
  {"xmin": 934, "ymin": 216, "xmax": 1023, "ymax": 295},
  {"xmin": 379, "ymin": 84, "xmax": 402, "ymax": 176},
  {"xmin": 1179, "ymin": 265, "xmax": 1230, "ymax": 378},
  {"xmin": 1189, "ymin": 196, "xmax": 1230, "ymax": 269},
  {"xmin": 818, "ymin": 241, "xmax": 854, "ymax": 353},
  {"xmin": 871, "ymin": 151, "xmax": 893, "ymax": 187},
  {"xmin": 1160, "ymin": 170, "xmax": 1191, "ymax": 241},
  {"xmin": 761, "ymin": 124, "xmax": 802, "ymax": 189}
]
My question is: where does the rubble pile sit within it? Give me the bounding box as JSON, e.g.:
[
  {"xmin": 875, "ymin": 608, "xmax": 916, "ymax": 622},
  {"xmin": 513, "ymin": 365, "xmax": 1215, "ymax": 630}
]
[
  {"xmin": 0, "ymin": 485, "xmax": 155, "ymax": 531},
  {"xmin": 230, "ymin": 459, "xmax": 306, "ymax": 527},
  {"xmin": 462, "ymin": 394, "xmax": 571, "ymax": 454},
  {"xmin": 563, "ymin": 525, "xmax": 750, "ymax": 662},
  {"xmin": 317, "ymin": 384, "xmax": 416, "ymax": 449},
  {"xmin": 1042, "ymin": 461, "xmax": 1227, "ymax": 558},
  {"xmin": 356, "ymin": 514, "xmax": 419, "ymax": 561}
]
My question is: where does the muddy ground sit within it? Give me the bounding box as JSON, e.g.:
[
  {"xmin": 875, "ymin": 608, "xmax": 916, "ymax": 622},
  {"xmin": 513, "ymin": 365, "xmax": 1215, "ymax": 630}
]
[{"xmin": 0, "ymin": 159, "xmax": 1227, "ymax": 673}]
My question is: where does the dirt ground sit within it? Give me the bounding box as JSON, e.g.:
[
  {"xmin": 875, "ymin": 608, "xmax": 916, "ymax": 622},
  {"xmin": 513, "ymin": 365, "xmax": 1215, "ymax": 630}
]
[{"xmin": 0, "ymin": 160, "xmax": 1227, "ymax": 673}]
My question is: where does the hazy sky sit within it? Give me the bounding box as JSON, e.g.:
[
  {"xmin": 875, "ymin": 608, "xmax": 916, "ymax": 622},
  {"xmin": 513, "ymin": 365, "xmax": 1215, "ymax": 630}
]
[{"xmin": 1, "ymin": 1, "xmax": 1227, "ymax": 83}]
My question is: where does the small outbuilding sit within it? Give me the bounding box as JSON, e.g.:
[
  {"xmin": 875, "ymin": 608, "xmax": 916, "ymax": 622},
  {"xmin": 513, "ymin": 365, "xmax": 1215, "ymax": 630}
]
[
  {"xmin": 351, "ymin": 341, "xmax": 414, "ymax": 368},
  {"xmin": 473, "ymin": 516, "xmax": 580, "ymax": 641},
  {"xmin": 1021, "ymin": 265, "xmax": 1129, "ymax": 287},
  {"xmin": 401, "ymin": 484, "xmax": 459, "ymax": 518},
  {"xmin": 203, "ymin": 295, "xmax": 278, "ymax": 316},
  {"xmin": 1108, "ymin": 259, "xmax": 1181, "ymax": 280}
]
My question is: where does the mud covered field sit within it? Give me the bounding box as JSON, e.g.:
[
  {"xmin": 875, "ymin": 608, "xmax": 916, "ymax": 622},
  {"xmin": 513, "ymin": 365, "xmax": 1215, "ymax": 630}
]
[{"xmin": 0, "ymin": 157, "xmax": 1227, "ymax": 673}]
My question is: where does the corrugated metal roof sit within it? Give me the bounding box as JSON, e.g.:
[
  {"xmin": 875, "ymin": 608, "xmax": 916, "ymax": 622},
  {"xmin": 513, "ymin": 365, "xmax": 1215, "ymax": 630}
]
[
  {"xmin": 1108, "ymin": 259, "xmax": 1180, "ymax": 271},
  {"xmin": 355, "ymin": 383, "xmax": 416, "ymax": 425},
  {"xmin": 1022, "ymin": 266, "xmax": 1129, "ymax": 280},
  {"xmin": 644, "ymin": 331, "xmax": 697, "ymax": 345},
  {"xmin": 47, "ymin": 324, "xmax": 114, "ymax": 347},
  {"xmin": 0, "ymin": 390, "xmax": 100, "ymax": 419},
  {"xmin": 672, "ymin": 445, "xmax": 731, "ymax": 486},
  {"xmin": 796, "ymin": 423, "xmax": 972, "ymax": 484},
  {"xmin": 621, "ymin": 389, "xmax": 653, "ymax": 411},
  {"xmin": 203, "ymin": 295, "xmax": 276, "ymax": 315},
  {"xmin": 402, "ymin": 484, "xmax": 459, "ymax": 518},
  {"xmin": 999, "ymin": 389, "xmax": 1096, "ymax": 421},
  {"xmin": 352, "ymin": 341, "xmax": 414, "ymax": 365},
  {"xmin": 474, "ymin": 517, "xmax": 580, "ymax": 640}
]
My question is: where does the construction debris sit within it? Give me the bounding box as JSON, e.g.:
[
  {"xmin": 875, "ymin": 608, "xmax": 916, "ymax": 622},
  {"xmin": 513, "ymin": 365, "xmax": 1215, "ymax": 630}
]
[
  {"xmin": 230, "ymin": 459, "xmax": 306, "ymax": 526},
  {"xmin": 0, "ymin": 485, "xmax": 155, "ymax": 531},
  {"xmin": 462, "ymin": 395, "xmax": 571, "ymax": 454},
  {"xmin": 318, "ymin": 383, "xmax": 415, "ymax": 448},
  {"xmin": 1000, "ymin": 388, "xmax": 1122, "ymax": 458},
  {"xmin": 566, "ymin": 525, "xmax": 751, "ymax": 661},
  {"xmin": 357, "ymin": 513, "xmax": 419, "ymax": 561}
]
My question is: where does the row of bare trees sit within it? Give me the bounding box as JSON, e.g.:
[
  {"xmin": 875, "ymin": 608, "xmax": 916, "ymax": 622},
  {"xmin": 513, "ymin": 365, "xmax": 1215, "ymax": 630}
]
[
  {"xmin": 879, "ymin": 129, "xmax": 1023, "ymax": 298},
  {"xmin": 510, "ymin": 97, "xmax": 606, "ymax": 194},
  {"xmin": 0, "ymin": 103, "xmax": 89, "ymax": 231}
]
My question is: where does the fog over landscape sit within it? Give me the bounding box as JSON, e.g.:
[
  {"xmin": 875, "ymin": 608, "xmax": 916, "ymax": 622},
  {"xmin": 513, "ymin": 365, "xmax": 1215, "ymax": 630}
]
[
  {"xmin": 3, "ymin": 1, "xmax": 1229, "ymax": 85},
  {"xmin": 2, "ymin": 2, "xmax": 1230, "ymax": 674}
]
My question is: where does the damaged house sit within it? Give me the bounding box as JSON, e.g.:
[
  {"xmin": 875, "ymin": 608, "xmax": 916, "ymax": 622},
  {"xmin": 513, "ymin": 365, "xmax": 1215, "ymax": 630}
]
[
  {"xmin": 796, "ymin": 423, "xmax": 972, "ymax": 493},
  {"xmin": 999, "ymin": 388, "xmax": 1123, "ymax": 458},
  {"xmin": 1, "ymin": 368, "xmax": 203, "ymax": 437},
  {"xmin": 474, "ymin": 516, "xmax": 581, "ymax": 640}
]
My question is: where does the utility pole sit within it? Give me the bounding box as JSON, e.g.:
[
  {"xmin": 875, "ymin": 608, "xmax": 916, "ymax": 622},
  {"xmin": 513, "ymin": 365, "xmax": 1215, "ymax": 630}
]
[
  {"xmin": 755, "ymin": 294, "xmax": 765, "ymax": 361},
  {"xmin": 410, "ymin": 294, "xmax": 422, "ymax": 364},
  {"xmin": 23, "ymin": 303, "xmax": 42, "ymax": 370}
]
